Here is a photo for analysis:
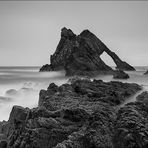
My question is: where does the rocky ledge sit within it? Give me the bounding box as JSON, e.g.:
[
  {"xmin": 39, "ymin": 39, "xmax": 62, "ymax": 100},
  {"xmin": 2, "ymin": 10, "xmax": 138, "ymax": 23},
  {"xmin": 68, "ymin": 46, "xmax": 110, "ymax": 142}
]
[
  {"xmin": 40, "ymin": 27, "xmax": 135, "ymax": 76},
  {"xmin": 0, "ymin": 78, "xmax": 143, "ymax": 148}
]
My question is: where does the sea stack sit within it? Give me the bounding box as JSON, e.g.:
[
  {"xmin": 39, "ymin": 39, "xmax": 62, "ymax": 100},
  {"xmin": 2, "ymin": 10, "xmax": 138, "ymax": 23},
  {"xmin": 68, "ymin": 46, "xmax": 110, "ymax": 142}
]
[{"xmin": 40, "ymin": 27, "xmax": 135, "ymax": 76}]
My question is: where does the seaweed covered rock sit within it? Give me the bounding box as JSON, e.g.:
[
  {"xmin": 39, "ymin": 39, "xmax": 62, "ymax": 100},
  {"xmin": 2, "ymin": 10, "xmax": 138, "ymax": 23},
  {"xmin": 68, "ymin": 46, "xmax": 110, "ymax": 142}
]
[{"xmin": 40, "ymin": 27, "xmax": 135, "ymax": 76}]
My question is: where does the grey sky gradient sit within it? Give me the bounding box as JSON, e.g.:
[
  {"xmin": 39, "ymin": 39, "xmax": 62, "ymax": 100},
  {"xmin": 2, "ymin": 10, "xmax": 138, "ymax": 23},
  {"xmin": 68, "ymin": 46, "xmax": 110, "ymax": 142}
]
[{"xmin": 0, "ymin": 1, "xmax": 148, "ymax": 66}]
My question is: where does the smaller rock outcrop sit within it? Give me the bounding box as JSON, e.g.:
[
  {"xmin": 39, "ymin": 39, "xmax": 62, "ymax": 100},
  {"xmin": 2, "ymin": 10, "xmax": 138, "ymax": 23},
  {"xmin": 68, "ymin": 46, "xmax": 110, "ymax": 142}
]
[
  {"xmin": 144, "ymin": 70, "xmax": 148, "ymax": 75},
  {"xmin": 113, "ymin": 70, "xmax": 129, "ymax": 79}
]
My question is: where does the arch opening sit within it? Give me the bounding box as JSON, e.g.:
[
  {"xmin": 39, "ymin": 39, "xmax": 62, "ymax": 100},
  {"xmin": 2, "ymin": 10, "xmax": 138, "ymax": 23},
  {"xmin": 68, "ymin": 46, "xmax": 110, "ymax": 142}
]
[{"xmin": 100, "ymin": 52, "xmax": 116, "ymax": 69}]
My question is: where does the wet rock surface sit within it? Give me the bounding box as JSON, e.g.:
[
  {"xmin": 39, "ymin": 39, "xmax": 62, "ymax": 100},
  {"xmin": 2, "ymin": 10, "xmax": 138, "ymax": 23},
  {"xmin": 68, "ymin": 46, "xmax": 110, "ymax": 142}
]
[
  {"xmin": 0, "ymin": 78, "xmax": 143, "ymax": 148},
  {"xmin": 40, "ymin": 27, "xmax": 135, "ymax": 76}
]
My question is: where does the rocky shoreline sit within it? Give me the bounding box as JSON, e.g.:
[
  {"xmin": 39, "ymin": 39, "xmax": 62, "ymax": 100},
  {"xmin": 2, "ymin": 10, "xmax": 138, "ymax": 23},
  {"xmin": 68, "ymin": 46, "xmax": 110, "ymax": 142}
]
[
  {"xmin": 1, "ymin": 77, "xmax": 147, "ymax": 148},
  {"xmin": 0, "ymin": 28, "xmax": 146, "ymax": 148}
]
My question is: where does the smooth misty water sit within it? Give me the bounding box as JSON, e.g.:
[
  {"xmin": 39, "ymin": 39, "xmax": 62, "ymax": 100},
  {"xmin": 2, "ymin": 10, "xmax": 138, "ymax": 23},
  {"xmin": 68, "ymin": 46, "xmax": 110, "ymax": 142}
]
[
  {"xmin": 0, "ymin": 67, "xmax": 68, "ymax": 121},
  {"xmin": 0, "ymin": 66, "xmax": 148, "ymax": 121}
]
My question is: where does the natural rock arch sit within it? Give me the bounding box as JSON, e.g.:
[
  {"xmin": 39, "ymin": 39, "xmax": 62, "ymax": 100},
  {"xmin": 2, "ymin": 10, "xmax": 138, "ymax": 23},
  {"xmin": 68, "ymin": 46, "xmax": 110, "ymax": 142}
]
[{"xmin": 40, "ymin": 27, "xmax": 135, "ymax": 76}]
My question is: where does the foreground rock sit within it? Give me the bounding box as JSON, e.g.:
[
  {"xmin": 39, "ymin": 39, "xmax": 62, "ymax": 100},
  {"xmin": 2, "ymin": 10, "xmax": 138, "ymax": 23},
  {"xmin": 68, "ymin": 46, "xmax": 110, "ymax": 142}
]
[
  {"xmin": 136, "ymin": 91, "xmax": 148, "ymax": 105},
  {"xmin": 113, "ymin": 90, "xmax": 148, "ymax": 148},
  {"xmin": 40, "ymin": 27, "xmax": 135, "ymax": 76},
  {"xmin": 114, "ymin": 101, "xmax": 148, "ymax": 148},
  {"xmin": 113, "ymin": 70, "xmax": 129, "ymax": 79},
  {"xmin": 0, "ymin": 79, "xmax": 142, "ymax": 148}
]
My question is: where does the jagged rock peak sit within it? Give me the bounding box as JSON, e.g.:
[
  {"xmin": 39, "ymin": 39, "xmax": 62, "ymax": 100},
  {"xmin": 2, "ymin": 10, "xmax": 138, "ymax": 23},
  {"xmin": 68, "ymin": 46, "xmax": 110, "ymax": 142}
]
[
  {"xmin": 80, "ymin": 29, "xmax": 92, "ymax": 35},
  {"xmin": 61, "ymin": 27, "xmax": 75, "ymax": 38},
  {"xmin": 80, "ymin": 29, "xmax": 97, "ymax": 38}
]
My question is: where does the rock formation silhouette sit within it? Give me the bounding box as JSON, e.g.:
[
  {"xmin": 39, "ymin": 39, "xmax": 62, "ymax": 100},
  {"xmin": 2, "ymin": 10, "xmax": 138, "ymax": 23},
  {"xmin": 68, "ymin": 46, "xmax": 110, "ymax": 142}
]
[{"xmin": 40, "ymin": 27, "xmax": 135, "ymax": 76}]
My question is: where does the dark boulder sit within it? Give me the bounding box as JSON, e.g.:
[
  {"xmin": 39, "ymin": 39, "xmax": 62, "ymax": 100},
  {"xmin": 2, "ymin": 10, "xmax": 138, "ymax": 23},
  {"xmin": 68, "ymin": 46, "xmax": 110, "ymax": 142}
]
[
  {"xmin": 144, "ymin": 70, "xmax": 148, "ymax": 75},
  {"xmin": 40, "ymin": 27, "xmax": 135, "ymax": 76},
  {"xmin": 113, "ymin": 70, "xmax": 130, "ymax": 79},
  {"xmin": 8, "ymin": 106, "xmax": 29, "ymax": 123}
]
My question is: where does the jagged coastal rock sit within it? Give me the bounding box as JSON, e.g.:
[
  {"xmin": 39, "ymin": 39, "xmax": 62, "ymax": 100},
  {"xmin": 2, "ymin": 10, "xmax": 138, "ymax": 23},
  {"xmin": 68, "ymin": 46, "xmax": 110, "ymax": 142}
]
[
  {"xmin": 113, "ymin": 70, "xmax": 129, "ymax": 79},
  {"xmin": 114, "ymin": 101, "xmax": 148, "ymax": 148},
  {"xmin": 0, "ymin": 78, "xmax": 143, "ymax": 148},
  {"xmin": 40, "ymin": 27, "xmax": 135, "ymax": 76}
]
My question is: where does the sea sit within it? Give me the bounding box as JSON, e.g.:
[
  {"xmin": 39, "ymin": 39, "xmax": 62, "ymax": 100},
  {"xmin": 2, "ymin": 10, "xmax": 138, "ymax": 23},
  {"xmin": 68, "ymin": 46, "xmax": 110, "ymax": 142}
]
[{"xmin": 0, "ymin": 66, "xmax": 148, "ymax": 121}]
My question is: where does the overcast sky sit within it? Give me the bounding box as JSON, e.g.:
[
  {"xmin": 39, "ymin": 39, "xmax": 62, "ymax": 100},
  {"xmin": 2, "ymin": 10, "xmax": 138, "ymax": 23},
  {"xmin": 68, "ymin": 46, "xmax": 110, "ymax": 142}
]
[{"xmin": 0, "ymin": 1, "xmax": 148, "ymax": 66}]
